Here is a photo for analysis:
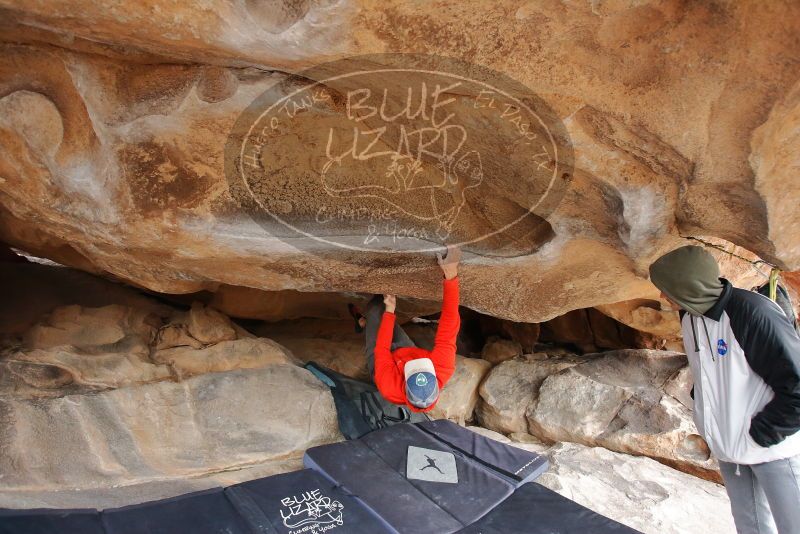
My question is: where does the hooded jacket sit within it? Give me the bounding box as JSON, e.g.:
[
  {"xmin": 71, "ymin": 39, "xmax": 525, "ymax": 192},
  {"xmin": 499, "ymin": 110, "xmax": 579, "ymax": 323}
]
[
  {"xmin": 373, "ymin": 277, "xmax": 459, "ymax": 413},
  {"xmin": 651, "ymin": 246, "xmax": 800, "ymax": 464},
  {"xmin": 677, "ymin": 280, "xmax": 800, "ymax": 464}
]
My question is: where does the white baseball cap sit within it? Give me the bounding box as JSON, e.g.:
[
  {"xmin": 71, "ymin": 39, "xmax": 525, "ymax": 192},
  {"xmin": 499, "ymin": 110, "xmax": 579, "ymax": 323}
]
[
  {"xmin": 404, "ymin": 358, "xmax": 439, "ymax": 409},
  {"xmin": 403, "ymin": 357, "xmax": 436, "ymax": 379}
]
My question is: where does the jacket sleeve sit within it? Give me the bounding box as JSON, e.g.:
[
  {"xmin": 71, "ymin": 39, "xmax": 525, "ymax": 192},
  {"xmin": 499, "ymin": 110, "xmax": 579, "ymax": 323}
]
[
  {"xmin": 728, "ymin": 290, "xmax": 800, "ymax": 447},
  {"xmin": 429, "ymin": 277, "xmax": 460, "ymax": 386},
  {"xmin": 373, "ymin": 311, "xmax": 406, "ymax": 405}
]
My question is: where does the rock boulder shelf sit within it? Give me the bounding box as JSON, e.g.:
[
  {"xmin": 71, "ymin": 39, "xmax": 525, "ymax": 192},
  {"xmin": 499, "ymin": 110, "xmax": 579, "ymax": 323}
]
[{"xmin": 0, "ymin": 0, "xmax": 798, "ymax": 322}]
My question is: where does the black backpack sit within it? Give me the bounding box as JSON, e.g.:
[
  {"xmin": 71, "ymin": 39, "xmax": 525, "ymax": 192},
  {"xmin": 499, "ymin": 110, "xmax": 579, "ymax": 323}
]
[
  {"xmin": 305, "ymin": 362, "xmax": 429, "ymax": 440},
  {"xmin": 756, "ymin": 281, "xmax": 800, "ymax": 333}
]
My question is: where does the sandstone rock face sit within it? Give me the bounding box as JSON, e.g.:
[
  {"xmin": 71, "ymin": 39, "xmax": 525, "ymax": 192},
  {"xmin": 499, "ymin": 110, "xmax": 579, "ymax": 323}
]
[
  {"xmin": 539, "ymin": 442, "xmax": 734, "ymax": 534},
  {"xmin": 477, "ymin": 353, "xmax": 580, "ymax": 435},
  {"xmin": 595, "ymin": 299, "xmax": 682, "ymax": 346},
  {"xmin": 268, "ymin": 336, "xmax": 370, "ymax": 381},
  {"xmin": 429, "ymin": 355, "xmax": 491, "ymax": 425},
  {"xmin": 0, "ymin": 263, "xmax": 174, "ymax": 337},
  {"xmin": 663, "ymin": 365, "xmax": 694, "ymax": 410},
  {"xmin": 0, "ymin": 2, "xmax": 798, "ymax": 323},
  {"xmin": 480, "ymin": 336, "xmax": 522, "ymax": 365},
  {"xmin": 0, "ymin": 365, "xmax": 340, "ymax": 494},
  {"xmin": 529, "ymin": 350, "xmax": 716, "ymax": 481},
  {"xmin": 2, "ymin": 297, "xmax": 300, "ymax": 394},
  {"xmin": 186, "ymin": 301, "xmax": 238, "ymax": 344},
  {"xmin": 479, "ymin": 349, "xmax": 716, "ymax": 481},
  {"xmin": 178, "ymin": 286, "xmax": 440, "ymax": 323},
  {"xmin": 0, "ymin": 282, "xmax": 342, "ymax": 497},
  {"xmin": 540, "ymin": 307, "xmax": 644, "ymax": 352},
  {"xmin": 152, "ymin": 337, "xmax": 295, "ymax": 379},
  {"xmin": 23, "ymin": 304, "xmax": 158, "ymax": 353}
]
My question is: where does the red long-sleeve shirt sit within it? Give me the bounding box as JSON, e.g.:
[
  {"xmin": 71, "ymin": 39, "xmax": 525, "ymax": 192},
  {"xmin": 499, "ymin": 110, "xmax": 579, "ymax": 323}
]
[{"xmin": 374, "ymin": 277, "xmax": 460, "ymax": 412}]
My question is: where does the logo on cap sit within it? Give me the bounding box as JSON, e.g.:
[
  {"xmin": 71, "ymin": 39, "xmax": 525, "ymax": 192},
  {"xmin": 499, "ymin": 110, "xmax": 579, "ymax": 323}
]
[{"xmin": 415, "ymin": 374, "xmax": 429, "ymax": 387}]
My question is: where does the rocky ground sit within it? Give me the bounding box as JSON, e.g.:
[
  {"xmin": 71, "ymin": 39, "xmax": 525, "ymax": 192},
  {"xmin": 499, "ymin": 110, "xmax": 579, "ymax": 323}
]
[{"xmin": 0, "ymin": 260, "xmax": 736, "ymax": 533}]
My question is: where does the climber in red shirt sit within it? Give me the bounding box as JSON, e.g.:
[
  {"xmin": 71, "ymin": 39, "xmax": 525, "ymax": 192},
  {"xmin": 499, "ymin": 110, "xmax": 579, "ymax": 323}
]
[{"xmin": 356, "ymin": 246, "xmax": 461, "ymax": 412}]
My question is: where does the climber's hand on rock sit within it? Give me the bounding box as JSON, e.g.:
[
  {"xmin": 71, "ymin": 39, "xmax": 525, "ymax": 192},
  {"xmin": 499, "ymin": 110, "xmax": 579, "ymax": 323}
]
[
  {"xmin": 383, "ymin": 294, "xmax": 396, "ymax": 313},
  {"xmin": 437, "ymin": 245, "xmax": 461, "ymax": 280}
]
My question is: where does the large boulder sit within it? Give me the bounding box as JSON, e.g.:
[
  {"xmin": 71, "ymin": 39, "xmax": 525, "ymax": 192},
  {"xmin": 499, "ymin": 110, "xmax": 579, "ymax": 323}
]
[
  {"xmin": 527, "ymin": 350, "xmax": 717, "ymax": 481},
  {"xmin": 480, "ymin": 336, "xmax": 522, "ymax": 365},
  {"xmin": 0, "ymin": 2, "xmax": 798, "ymax": 323},
  {"xmin": 539, "ymin": 442, "xmax": 734, "ymax": 534},
  {"xmin": 429, "ymin": 355, "xmax": 491, "ymax": 425},
  {"xmin": 1, "ymin": 299, "xmax": 299, "ymax": 394},
  {"xmin": 152, "ymin": 337, "xmax": 296, "ymax": 378},
  {"xmin": 479, "ymin": 349, "xmax": 716, "ymax": 481},
  {"xmin": 267, "ymin": 336, "xmax": 370, "ymax": 381},
  {"xmin": 0, "ymin": 292, "xmax": 343, "ymax": 500},
  {"xmin": 477, "ymin": 353, "xmax": 583, "ymax": 435},
  {"xmin": 185, "ymin": 301, "xmax": 238, "ymax": 344},
  {"xmin": 0, "ymin": 365, "xmax": 341, "ymax": 494},
  {"xmin": 6, "ymin": 345, "xmax": 171, "ymax": 391},
  {"xmin": 22, "ymin": 304, "xmax": 158, "ymax": 352}
]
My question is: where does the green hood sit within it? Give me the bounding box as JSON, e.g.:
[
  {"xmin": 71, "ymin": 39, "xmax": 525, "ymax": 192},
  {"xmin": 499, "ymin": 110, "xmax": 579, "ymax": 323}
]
[{"xmin": 649, "ymin": 245, "xmax": 724, "ymax": 316}]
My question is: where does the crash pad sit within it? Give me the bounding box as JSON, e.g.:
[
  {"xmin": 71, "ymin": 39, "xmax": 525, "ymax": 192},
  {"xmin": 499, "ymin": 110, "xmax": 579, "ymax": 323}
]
[
  {"xmin": 0, "ymin": 508, "xmax": 104, "ymax": 534},
  {"xmin": 226, "ymin": 468, "xmax": 391, "ymax": 533},
  {"xmin": 417, "ymin": 419, "xmax": 549, "ymax": 486},
  {"xmin": 101, "ymin": 488, "xmax": 252, "ymax": 534},
  {"xmin": 304, "ymin": 423, "xmax": 516, "ymax": 533},
  {"xmin": 3, "ymin": 423, "xmax": 638, "ymax": 534},
  {"xmin": 458, "ymin": 482, "xmax": 642, "ymax": 534}
]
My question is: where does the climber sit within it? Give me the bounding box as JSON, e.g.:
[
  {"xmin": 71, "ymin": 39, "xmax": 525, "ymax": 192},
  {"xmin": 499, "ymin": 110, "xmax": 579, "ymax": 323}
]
[
  {"xmin": 649, "ymin": 246, "xmax": 800, "ymax": 534},
  {"xmin": 354, "ymin": 245, "xmax": 460, "ymax": 412}
]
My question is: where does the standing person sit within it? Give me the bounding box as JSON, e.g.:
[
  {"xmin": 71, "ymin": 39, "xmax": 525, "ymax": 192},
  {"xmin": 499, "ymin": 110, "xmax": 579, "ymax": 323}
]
[
  {"xmin": 649, "ymin": 245, "xmax": 800, "ymax": 534},
  {"xmin": 357, "ymin": 245, "xmax": 461, "ymax": 412}
]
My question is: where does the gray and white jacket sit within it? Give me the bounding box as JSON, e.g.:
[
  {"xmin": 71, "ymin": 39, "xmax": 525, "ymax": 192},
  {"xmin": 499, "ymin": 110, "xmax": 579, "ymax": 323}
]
[{"xmin": 681, "ymin": 279, "xmax": 800, "ymax": 465}]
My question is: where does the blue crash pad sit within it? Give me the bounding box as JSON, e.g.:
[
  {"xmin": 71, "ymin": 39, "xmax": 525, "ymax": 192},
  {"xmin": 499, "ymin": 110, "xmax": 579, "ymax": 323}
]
[
  {"xmin": 458, "ymin": 482, "xmax": 641, "ymax": 533},
  {"xmin": 417, "ymin": 419, "xmax": 549, "ymax": 486},
  {"xmin": 101, "ymin": 487, "xmax": 252, "ymax": 534},
  {"xmin": 4, "ymin": 422, "xmax": 642, "ymax": 534},
  {"xmin": 226, "ymin": 468, "xmax": 391, "ymax": 533},
  {"xmin": 0, "ymin": 508, "xmax": 104, "ymax": 534},
  {"xmin": 304, "ymin": 423, "xmax": 518, "ymax": 533}
]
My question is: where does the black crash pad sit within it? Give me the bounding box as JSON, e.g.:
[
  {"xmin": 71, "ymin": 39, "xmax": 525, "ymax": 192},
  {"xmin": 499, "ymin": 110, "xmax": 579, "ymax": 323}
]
[
  {"xmin": 458, "ymin": 482, "xmax": 642, "ymax": 534},
  {"xmin": 2, "ymin": 424, "xmax": 636, "ymax": 534},
  {"xmin": 226, "ymin": 468, "xmax": 392, "ymax": 533},
  {"xmin": 304, "ymin": 423, "xmax": 516, "ymax": 533},
  {"xmin": 417, "ymin": 419, "xmax": 549, "ymax": 486},
  {"xmin": 101, "ymin": 487, "xmax": 252, "ymax": 534},
  {"xmin": 0, "ymin": 508, "xmax": 104, "ymax": 534}
]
